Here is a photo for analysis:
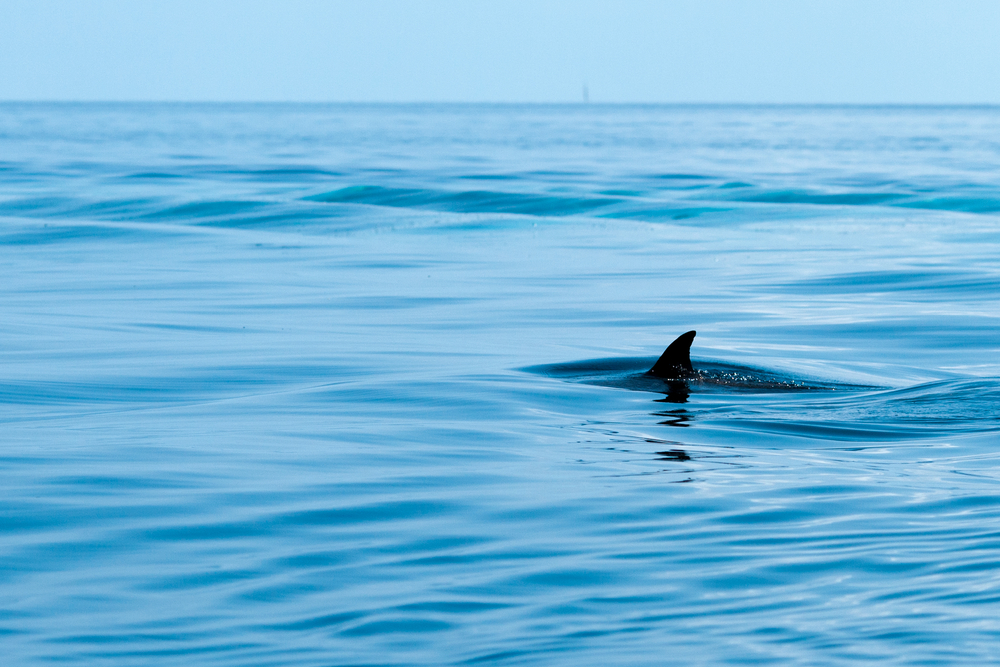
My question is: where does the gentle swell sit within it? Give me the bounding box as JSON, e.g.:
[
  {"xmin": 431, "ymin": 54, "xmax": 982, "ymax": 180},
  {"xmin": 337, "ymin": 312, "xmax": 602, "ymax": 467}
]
[
  {"xmin": 307, "ymin": 185, "xmax": 726, "ymax": 223},
  {"xmin": 4, "ymin": 180, "xmax": 1000, "ymax": 238}
]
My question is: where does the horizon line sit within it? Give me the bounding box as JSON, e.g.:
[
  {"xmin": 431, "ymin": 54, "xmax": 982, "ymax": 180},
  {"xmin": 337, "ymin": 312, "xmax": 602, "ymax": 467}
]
[{"xmin": 3, "ymin": 99, "xmax": 1000, "ymax": 108}]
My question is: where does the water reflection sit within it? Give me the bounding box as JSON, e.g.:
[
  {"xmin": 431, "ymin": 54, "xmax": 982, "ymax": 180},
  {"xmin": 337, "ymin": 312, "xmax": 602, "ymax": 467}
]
[
  {"xmin": 653, "ymin": 406, "xmax": 693, "ymax": 428},
  {"xmin": 654, "ymin": 449, "xmax": 691, "ymax": 462}
]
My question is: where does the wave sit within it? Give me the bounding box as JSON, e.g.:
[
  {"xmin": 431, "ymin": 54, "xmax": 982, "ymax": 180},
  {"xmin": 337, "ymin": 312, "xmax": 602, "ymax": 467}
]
[
  {"xmin": 698, "ymin": 378, "xmax": 1000, "ymax": 442},
  {"xmin": 527, "ymin": 354, "xmax": 1000, "ymax": 438},
  {"xmin": 308, "ymin": 181, "xmax": 1000, "ymax": 222},
  {"xmin": 4, "ymin": 177, "xmax": 1000, "ymax": 240},
  {"xmin": 772, "ymin": 269, "xmax": 1000, "ymax": 296},
  {"xmin": 306, "ymin": 185, "xmax": 729, "ymax": 222},
  {"xmin": 720, "ymin": 187, "xmax": 1000, "ymax": 214},
  {"xmin": 695, "ymin": 377, "xmax": 1000, "ymax": 438},
  {"xmin": 308, "ymin": 185, "xmax": 623, "ymax": 217}
]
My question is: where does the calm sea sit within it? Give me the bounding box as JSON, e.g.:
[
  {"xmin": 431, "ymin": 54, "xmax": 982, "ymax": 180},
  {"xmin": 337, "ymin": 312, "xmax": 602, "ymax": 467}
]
[{"xmin": 2, "ymin": 103, "xmax": 999, "ymax": 665}]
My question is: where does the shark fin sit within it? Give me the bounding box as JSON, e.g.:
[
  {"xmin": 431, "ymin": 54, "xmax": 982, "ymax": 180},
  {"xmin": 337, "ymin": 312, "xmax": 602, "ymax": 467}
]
[{"xmin": 648, "ymin": 330, "xmax": 696, "ymax": 378}]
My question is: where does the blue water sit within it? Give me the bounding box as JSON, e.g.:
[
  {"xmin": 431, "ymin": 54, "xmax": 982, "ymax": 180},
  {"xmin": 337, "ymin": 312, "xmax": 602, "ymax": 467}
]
[{"xmin": 2, "ymin": 103, "xmax": 999, "ymax": 665}]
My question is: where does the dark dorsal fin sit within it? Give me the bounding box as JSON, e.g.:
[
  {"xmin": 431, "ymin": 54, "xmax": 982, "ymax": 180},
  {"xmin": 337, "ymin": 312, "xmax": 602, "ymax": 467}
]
[{"xmin": 648, "ymin": 330, "xmax": 696, "ymax": 378}]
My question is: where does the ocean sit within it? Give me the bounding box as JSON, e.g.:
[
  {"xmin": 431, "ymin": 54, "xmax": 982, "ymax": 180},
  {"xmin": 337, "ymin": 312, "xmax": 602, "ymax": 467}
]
[{"xmin": 2, "ymin": 102, "xmax": 999, "ymax": 665}]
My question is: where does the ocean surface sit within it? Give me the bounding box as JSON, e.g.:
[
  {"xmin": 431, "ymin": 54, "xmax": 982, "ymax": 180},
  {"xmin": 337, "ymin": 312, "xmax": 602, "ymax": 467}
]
[{"xmin": 2, "ymin": 102, "xmax": 999, "ymax": 665}]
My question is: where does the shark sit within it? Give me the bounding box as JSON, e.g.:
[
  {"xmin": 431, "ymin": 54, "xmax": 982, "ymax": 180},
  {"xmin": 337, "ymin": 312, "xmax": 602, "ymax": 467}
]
[{"xmin": 525, "ymin": 330, "xmax": 873, "ymax": 402}]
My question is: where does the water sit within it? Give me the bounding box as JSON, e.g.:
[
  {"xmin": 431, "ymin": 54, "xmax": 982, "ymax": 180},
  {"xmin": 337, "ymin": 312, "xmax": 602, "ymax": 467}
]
[{"xmin": 2, "ymin": 103, "xmax": 999, "ymax": 665}]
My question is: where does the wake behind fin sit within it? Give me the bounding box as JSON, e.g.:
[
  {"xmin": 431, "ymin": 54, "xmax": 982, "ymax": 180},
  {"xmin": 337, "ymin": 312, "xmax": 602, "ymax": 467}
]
[{"xmin": 648, "ymin": 330, "xmax": 696, "ymax": 378}]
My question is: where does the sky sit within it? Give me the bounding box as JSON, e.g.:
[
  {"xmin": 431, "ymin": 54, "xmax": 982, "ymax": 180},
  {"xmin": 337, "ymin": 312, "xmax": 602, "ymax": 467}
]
[{"xmin": 2, "ymin": 0, "xmax": 999, "ymax": 104}]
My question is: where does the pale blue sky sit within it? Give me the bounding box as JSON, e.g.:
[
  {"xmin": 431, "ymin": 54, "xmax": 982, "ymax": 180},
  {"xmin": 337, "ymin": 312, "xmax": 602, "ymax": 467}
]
[{"xmin": 2, "ymin": 0, "xmax": 999, "ymax": 103}]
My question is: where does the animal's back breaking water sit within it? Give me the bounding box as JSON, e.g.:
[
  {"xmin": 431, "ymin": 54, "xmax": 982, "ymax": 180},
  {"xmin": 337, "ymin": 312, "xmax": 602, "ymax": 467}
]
[{"xmin": 2, "ymin": 103, "xmax": 1000, "ymax": 665}]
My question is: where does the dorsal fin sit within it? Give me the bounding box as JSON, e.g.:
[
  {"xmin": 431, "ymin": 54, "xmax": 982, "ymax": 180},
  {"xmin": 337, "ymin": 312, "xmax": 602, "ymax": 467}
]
[{"xmin": 648, "ymin": 330, "xmax": 696, "ymax": 378}]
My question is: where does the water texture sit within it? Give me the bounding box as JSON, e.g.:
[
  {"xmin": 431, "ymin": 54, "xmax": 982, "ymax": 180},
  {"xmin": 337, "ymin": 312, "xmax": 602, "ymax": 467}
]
[{"xmin": 1, "ymin": 103, "xmax": 999, "ymax": 665}]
